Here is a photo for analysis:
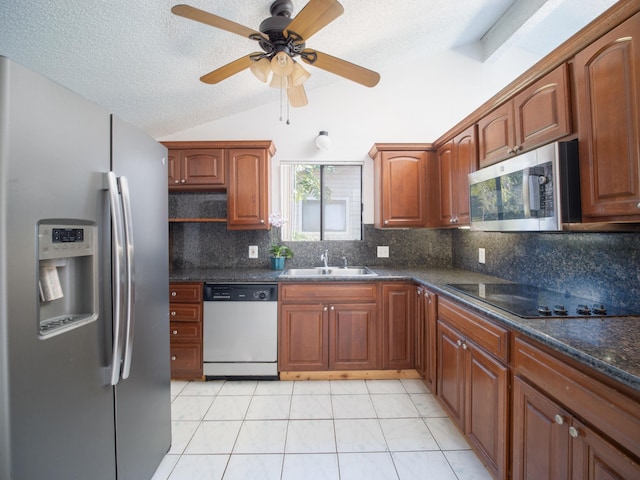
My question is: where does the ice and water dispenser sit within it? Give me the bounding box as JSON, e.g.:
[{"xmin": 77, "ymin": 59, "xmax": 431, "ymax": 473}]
[{"xmin": 37, "ymin": 220, "xmax": 98, "ymax": 338}]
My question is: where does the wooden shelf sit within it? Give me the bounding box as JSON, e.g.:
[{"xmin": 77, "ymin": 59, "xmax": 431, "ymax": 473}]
[{"xmin": 169, "ymin": 218, "xmax": 227, "ymax": 223}]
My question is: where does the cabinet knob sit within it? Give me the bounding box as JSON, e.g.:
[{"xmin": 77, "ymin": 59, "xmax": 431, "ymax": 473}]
[
  {"xmin": 462, "ymin": 342, "xmax": 468, "ymax": 350},
  {"xmin": 384, "ymin": 220, "xmax": 389, "ymax": 225},
  {"xmin": 172, "ymin": 330, "xmax": 178, "ymax": 335},
  {"xmin": 330, "ymin": 305, "xmax": 335, "ymax": 311},
  {"xmin": 637, "ymin": 202, "xmax": 640, "ymax": 209},
  {"xmin": 457, "ymin": 339, "xmax": 463, "ymax": 346},
  {"xmin": 260, "ymin": 219, "xmax": 265, "ymax": 224},
  {"xmin": 171, "ymin": 291, "xmax": 177, "ymax": 296},
  {"xmin": 507, "ymin": 147, "xmax": 514, "ymax": 154},
  {"xmin": 171, "ymin": 311, "xmax": 176, "ymax": 316},
  {"xmin": 554, "ymin": 414, "xmax": 564, "ymax": 425},
  {"xmin": 323, "ymin": 306, "xmax": 328, "ymax": 311},
  {"xmin": 180, "ymin": 179, "xmax": 186, "ymax": 183},
  {"xmin": 569, "ymin": 426, "xmax": 580, "ymax": 438},
  {"xmin": 174, "ymin": 180, "xmax": 180, "ymax": 184},
  {"xmin": 171, "ymin": 355, "xmax": 177, "ymax": 361}
]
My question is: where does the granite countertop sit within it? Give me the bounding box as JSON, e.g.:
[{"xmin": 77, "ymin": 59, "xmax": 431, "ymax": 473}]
[{"xmin": 170, "ymin": 266, "xmax": 640, "ymax": 393}]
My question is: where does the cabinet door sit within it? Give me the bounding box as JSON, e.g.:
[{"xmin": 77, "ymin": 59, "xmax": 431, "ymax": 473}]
[
  {"xmin": 182, "ymin": 148, "xmax": 225, "ymax": 187},
  {"xmin": 453, "ymin": 126, "xmax": 477, "ymax": 225},
  {"xmin": 330, "ymin": 303, "xmax": 378, "ymax": 370},
  {"xmin": 415, "ymin": 287, "xmax": 426, "ymax": 379},
  {"xmin": 167, "ymin": 149, "xmax": 179, "ymax": 187},
  {"xmin": 378, "ymin": 151, "xmax": 428, "ymax": 228},
  {"xmin": 381, "ymin": 283, "xmax": 415, "ymax": 370},
  {"xmin": 571, "ymin": 418, "xmax": 640, "ymax": 480},
  {"xmin": 575, "ymin": 13, "xmax": 640, "ymax": 221},
  {"xmin": 436, "ymin": 320, "xmax": 465, "ymax": 427},
  {"xmin": 279, "ymin": 304, "xmax": 328, "ymax": 371},
  {"xmin": 437, "ymin": 141, "xmax": 455, "ymax": 226},
  {"xmin": 423, "ymin": 289, "xmax": 437, "ymax": 393},
  {"xmin": 478, "ymin": 102, "xmax": 516, "ymax": 167},
  {"xmin": 227, "ymin": 149, "xmax": 270, "ymax": 230},
  {"xmin": 514, "ymin": 64, "xmax": 571, "ymax": 153},
  {"xmin": 465, "ymin": 339, "xmax": 509, "ymax": 480},
  {"xmin": 512, "ymin": 376, "xmax": 570, "ymax": 480},
  {"xmin": 170, "ymin": 343, "xmax": 203, "ymax": 380}
]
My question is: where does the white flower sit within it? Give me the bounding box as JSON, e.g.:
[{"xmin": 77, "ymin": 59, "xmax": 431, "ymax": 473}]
[{"xmin": 269, "ymin": 213, "xmax": 288, "ymax": 228}]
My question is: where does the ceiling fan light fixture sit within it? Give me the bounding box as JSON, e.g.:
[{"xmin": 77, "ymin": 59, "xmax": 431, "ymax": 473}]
[
  {"xmin": 249, "ymin": 57, "xmax": 272, "ymax": 83},
  {"xmin": 271, "ymin": 51, "xmax": 295, "ymax": 76},
  {"xmin": 290, "ymin": 61, "xmax": 311, "ymax": 86},
  {"xmin": 269, "ymin": 74, "xmax": 289, "ymax": 89}
]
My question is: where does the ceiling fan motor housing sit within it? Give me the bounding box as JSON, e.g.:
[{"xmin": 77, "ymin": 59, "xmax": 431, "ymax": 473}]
[{"xmin": 258, "ymin": 0, "xmax": 305, "ymax": 59}]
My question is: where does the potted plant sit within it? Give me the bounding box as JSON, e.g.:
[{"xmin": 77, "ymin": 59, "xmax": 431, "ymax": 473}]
[{"xmin": 269, "ymin": 244, "xmax": 293, "ymax": 270}]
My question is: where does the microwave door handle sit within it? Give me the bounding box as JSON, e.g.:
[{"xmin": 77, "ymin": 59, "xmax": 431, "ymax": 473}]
[{"xmin": 522, "ymin": 168, "xmax": 532, "ymax": 217}]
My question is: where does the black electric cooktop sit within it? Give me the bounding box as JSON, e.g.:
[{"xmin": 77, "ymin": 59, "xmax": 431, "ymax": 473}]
[{"xmin": 446, "ymin": 283, "xmax": 637, "ymax": 319}]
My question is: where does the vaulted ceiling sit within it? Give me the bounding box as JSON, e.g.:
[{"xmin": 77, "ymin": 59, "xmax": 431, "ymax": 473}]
[{"xmin": 0, "ymin": 0, "xmax": 616, "ymax": 138}]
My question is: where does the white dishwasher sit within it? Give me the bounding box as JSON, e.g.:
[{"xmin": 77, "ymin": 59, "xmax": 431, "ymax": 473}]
[{"xmin": 202, "ymin": 283, "xmax": 278, "ymax": 379}]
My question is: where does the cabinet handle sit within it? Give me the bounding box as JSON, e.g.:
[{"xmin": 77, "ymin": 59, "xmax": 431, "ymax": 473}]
[
  {"xmin": 171, "ymin": 355, "xmax": 177, "ymax": 361},
  {"xmin": 171, "ymin": 311, "xmax": 176, "ymax": 316},
  {"xmin": 554, "ymin": 414, "xmax": 564, "ymax": 425},
  {"xmin": 569, "ymin": 426, "xmax": 580, "ymax": 438},
  {"xmin": 171, "ymin": 291, "xmax": 177, "ymax": 296},
  {"xmin": 172, "ymin": 330, "xmax": 178, "ymax": 335}
]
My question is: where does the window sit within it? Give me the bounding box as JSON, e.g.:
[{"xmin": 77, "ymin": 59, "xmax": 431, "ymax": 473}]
[{"xmin": 280, "ymin": 164, "xmax": 362, "ymax": 241}]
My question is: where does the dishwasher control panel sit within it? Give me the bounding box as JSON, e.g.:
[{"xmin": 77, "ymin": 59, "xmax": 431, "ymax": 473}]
[{"xmin": 203, "ymin": 284, "xmax": 278, "ymax": 302}]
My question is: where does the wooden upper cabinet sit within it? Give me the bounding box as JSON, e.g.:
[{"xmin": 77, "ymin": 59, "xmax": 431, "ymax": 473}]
[
  {"xmin": 478, "ymin": 64, "xmax": 571, "ymax": 168},
  {"xmin": 575, "ymin": 12, "xmax": 640, "ymax": 222},
  {"xmin": 514, "ymin": 63, "xmax": 571, "ymax": 153},
  {"xmin": 227, "ymin": 148, "xmax": 271, "ymax": 230},
  {"xmin": 438, "ymin": 125, "xmax": 477, "ymax": 227},
  {"xmin": 167, "ymin": 148, "xmax": 225, "ymax": 191},
  {"xmin": 369, "ymin": 144, "xmax": 432, "ymax": 228},
  {"xmin": 477, "ymin": 102, "xmax": 515, "ymax": 168}
]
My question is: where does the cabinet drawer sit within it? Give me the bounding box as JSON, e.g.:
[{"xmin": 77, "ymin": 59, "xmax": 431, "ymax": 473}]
[
  {"xmin": 170, "ymin": 343, "xmax": 202, "ymax": 374},
  {"xmin": 170, "ymin": 321, "xmax": 201, "ymax": 341},
  {"xmin": 513, "ymin": 335, "xmax": 640, "ymax": 459},
  {"xmin": 280, "ymin": 283, "xmax": 378, "ymax": 303},
  {"xmin": 438, "ymin": 298, "xmax": 509, "ymax": 362},
  {"xmin": 169, "ymin": 282, "xmax": 203, "ymax": 302},
  {"xmin": 169, "ymin": 303, "xmax": 202, "ymax": 322}
]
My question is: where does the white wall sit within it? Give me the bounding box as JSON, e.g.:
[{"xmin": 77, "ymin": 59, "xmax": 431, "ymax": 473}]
[{"xmin": 159, "ymin": 43, "xmax": 540, "ymax": 224}]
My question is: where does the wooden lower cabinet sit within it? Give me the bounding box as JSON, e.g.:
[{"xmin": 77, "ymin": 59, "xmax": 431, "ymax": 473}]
[
  {"xmin": 380, "ymin": 283, "xmax": 415, "ymax": 370},
  {"xmin": 169, "ymin": 282, "xmax": 203, "ymax": 380},
  {"xmin": 436, "ymin": 298, "xmax": 509, "ymax": 480},
  {"xmin": 279, "ymin": 283, "xmax": 378, "ymax": 371},
  {"xmin": 512, "ymin": 335, "xmax": 640, "ymax": 480}
]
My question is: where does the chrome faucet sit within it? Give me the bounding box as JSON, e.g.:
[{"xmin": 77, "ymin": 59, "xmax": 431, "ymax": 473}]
[
  {"xmin": 321, "ymin": 250, "xmax": 329, "ymax": 269},
  {"xmin": 342, "ymin": 256, "xmax": 348, "ymax": 268}
]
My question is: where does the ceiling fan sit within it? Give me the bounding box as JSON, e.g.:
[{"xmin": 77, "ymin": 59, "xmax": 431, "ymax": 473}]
[{"xmin": 171, "ymin": 0, "xmax": 380, "ymax": 108}]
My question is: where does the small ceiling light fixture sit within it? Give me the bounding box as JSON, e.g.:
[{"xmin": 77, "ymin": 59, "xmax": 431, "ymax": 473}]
[{"xmin": 315, "ymin": 131, "xmax": 331, "ymax": 151}]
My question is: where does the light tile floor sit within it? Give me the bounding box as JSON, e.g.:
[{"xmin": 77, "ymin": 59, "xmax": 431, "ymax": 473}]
[{"xmin": 152, "ymin": 379, "xmax": 492, "ymax": 480}]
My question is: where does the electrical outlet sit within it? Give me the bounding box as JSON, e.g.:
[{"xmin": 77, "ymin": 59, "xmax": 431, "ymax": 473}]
[
  {"xmin": 248, "ymin": 245, "xmax": 258, "ymax": 258},
  {"xmin": 478, "ymin": 247, "xmax": 486, "ymax": 264},
  {"xmin": 377, "ymin": 246, "xmax": 389, "ymax": 258}
]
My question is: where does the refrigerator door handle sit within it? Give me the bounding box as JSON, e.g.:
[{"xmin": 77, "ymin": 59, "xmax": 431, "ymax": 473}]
[
  {"xmin": 119, "ymin": 176, "xmax": 135, "ymax": 380},
  {"xmin": 107, "ymin": 172, "xmax": 125, "ymax": 386}
]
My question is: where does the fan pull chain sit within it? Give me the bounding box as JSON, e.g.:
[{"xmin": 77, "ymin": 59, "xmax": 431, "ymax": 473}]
[
  {"xmin": 287, "ymin": 97, "xmax": 290, "ymax": 125},
  {"xmin": 279, "ymin": 78, "xmax": 283, "ymax": 122}
]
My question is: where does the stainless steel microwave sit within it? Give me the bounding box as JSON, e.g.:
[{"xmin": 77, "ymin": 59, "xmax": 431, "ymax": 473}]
[{"xmin": 468, "ymin": 140, "xmax": 581, "ymax": 231}]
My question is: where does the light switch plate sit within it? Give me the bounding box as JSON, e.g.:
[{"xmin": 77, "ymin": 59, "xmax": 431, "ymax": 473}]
[
  {"xmin": 478, "ymin": 248, "xmax": 486, "ymax": 264},
  {"xmin": 377, "ymin": 246, "xmax": 389, "ymax": 258},
  {"xmin": 249, "ymin": 245, "xmax": 259, "ymax": 258}
]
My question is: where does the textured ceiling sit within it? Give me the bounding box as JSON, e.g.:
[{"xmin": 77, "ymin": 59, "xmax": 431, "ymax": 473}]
[{"xmin": 0, "ymin": 0, "xmax": 616, "ymax": 138}]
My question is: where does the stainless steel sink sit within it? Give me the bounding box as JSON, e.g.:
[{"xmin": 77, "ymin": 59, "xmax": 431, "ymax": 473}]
[{"xmin": 280, "ymin": 267, "xmax": 378, "ymax": 277}]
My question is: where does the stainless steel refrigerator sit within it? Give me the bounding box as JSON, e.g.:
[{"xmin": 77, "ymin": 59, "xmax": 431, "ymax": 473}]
[{"xmin": 0, "ymin": 56, "xmax": 171, "ymax": 479}]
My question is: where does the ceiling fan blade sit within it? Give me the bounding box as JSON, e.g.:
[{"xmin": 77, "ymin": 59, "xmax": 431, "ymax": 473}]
[
  {"xmin": 200, "ymin": 54, "xmax": 257, "ymax": 84},
  {"xmin": 172, "ymin": 4, "xmax": 266, "ymax": 40},
  {"xmin": 287, "ymin": 84, "xmax": 308, "ymax": 107},
  {"xmin": 301, "ymin": 49, "xmax": 380, "ymax": 87},
  {"xmin": 285, "ymin": 0, "xmax": 344, "ymax": 41}
]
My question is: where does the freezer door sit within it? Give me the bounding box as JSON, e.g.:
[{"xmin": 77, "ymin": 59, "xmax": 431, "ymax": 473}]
[
  {"xmin": 111, "ymin": 116, "xmax": 171, "ymax": 480},
  {"xmin": 1, "ymin": 57, "xmax": 116, "ymax": 479}
]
